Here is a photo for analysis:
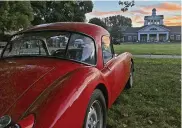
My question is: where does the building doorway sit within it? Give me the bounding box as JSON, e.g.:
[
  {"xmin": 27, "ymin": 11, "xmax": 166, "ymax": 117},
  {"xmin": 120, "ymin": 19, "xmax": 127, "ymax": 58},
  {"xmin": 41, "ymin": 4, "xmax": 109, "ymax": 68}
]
[
  {"xmin": 159, "ymin": 34, "xmax": 166, "ymax": 42},
  {"xmin": 149, "ymin": 34, "xmax": 157, "ymax": 42},
  {"xmin": 140, "ymin": 34, "xmax": 147, "ymax": 42}
]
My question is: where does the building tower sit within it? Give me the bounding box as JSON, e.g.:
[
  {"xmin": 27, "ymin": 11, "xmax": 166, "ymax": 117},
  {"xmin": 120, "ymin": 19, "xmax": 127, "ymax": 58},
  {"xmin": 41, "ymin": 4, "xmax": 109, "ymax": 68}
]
[
  {"xmin": 152, "ymin": 8, "xmax": 156, "ymax": 16},
  {"xmin": 144, "ymin": 8, "xmax": 164, "ymax": 26}
]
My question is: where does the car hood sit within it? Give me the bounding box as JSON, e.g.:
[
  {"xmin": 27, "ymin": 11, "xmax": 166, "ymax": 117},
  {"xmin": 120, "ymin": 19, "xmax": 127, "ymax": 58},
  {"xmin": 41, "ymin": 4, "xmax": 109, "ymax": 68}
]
[{"xmin": 0, "ymin": 57, "xmax": 84, "ymax": 119}]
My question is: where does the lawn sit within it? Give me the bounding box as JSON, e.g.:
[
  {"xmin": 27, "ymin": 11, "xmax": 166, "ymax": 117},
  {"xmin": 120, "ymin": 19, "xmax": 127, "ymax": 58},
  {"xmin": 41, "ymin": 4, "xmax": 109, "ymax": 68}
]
[
  {"xmin": 114, "ymin": 43, "xmax": 181, "ymax": 55},
  {"xmin": 107, "ymin": 58, "xmax": 181, "ymax": 128}
]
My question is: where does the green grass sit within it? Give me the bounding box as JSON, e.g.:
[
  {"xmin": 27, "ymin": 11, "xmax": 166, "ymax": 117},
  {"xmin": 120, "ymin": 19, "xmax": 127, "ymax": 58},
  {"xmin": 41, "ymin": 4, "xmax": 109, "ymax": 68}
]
[
  {"xmin": 107, "ymin": 58, "xmax": 181, "ymax": 128},
  {"xmin": 114, "ymin": 43, "xmax": 181, "ymax": 55}
]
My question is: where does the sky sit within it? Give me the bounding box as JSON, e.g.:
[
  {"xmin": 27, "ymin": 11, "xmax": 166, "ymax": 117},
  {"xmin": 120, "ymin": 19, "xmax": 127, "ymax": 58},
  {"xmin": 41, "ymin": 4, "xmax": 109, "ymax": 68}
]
[{"xmin": 86, "ymin": 0, "xmax": 181, "ymax": 27}]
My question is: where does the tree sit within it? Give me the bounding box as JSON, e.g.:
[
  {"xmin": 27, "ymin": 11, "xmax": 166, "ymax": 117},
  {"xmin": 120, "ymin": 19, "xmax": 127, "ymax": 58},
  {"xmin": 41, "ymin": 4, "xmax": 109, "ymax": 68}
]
[
  {"xmin": 119, "ymin": 0, "xmax": 135, "ymax": 12},
  {"xmin": 89, "ymin": 18, "xmax": 107, "ymax": 29},
  {"xmin": 0, "ymin": 1, "xmax": 34, "ymax": 34},
  {"xmin": 30, "ymin": 1, "xmax": 46, "ymax": 25},
  {"xmin": 102, "ymin": 15, "xmax": 132, "ymax": 29},
  {"xmin": 110, "ymin": 25, "xmax": 122, "ymax": 41},
  {"xmin": 31, "ymin": 1, "xmax": 93, "ymax": 25},
  {"xmin": 102, "ymin": 15, "xmax": 132, "ymax": 43}
]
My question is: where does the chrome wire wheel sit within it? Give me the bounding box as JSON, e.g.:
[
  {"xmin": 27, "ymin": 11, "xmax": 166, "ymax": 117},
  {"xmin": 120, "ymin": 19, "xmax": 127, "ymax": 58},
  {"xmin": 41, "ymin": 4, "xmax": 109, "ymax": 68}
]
[
  {"xmin": 125, "ymin": 62, "xmax": 134, "ymax": 89},
  {"xmin": 85, "ymin": 100, "xmax": 103, "ymax": 128},
  {"xmin": 129, "ymin": 70, "xmax": 133, "ymax": 87}
]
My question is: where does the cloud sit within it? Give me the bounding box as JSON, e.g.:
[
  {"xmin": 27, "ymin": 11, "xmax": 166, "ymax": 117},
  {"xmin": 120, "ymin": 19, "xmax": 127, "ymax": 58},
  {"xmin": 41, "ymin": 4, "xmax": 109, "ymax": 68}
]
[
  {"xmin": 164, "ymin": 15, "xmax": 181, "ymax": 26},
  {"xmin": 131, "ymin": 9, "xmax": 151, "ymax": 15},
  {"xmin": 133, "ymin": 15, "xmax": 143, "ymax": 23},
  {"xmin": 87, "ymin": 10, "xmax": 125, "ymax": 17},
  {"xmin": 87, "ymin": 10, "xmax": 145, "ymax": 26},
  {"xmin": 86, "ymin": 2, "xmax": 181, "ymax": 27},
  {"xmin": 129, "ymin": 2, "xmax": 182, "ymax": 17},
  {"xmin": 141, "ymin": 2, "xmax": 182, "ymax": 12},
  {"xmin": 124, "ymin": 2, "xmax": 182, "ymax": 26}
]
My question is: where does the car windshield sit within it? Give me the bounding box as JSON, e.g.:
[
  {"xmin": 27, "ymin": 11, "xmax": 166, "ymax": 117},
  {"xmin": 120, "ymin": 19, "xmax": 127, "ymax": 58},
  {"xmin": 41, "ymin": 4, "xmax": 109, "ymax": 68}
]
[{"xmin": 2, "ymin": 31, "xmax": 96, "ymax": 65}]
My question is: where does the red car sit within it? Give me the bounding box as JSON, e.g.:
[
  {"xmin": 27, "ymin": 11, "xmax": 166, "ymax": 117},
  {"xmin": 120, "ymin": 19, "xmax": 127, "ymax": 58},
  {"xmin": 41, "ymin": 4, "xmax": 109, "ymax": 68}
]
[{"xmin": 0, "ymin": 22, "xmax": 134, "ymax": 128}]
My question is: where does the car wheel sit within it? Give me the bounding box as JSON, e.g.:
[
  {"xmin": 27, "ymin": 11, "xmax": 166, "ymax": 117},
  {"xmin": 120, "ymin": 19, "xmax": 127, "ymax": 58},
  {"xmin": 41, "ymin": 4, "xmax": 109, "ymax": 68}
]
[
  {"xmin": 125, "ymin": 62, "xmax": 134, "ymax": 89},
  {"xmin": 83, "ymin": 89, "xmax": 107, "ymax": 128}
]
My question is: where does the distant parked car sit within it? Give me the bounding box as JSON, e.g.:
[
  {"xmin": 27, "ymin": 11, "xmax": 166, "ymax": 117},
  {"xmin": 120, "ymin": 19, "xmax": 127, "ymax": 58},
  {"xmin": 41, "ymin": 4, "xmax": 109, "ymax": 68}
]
[{"xmin": 0, "ymin": 22, "xmax": 134, "ymax": 128}]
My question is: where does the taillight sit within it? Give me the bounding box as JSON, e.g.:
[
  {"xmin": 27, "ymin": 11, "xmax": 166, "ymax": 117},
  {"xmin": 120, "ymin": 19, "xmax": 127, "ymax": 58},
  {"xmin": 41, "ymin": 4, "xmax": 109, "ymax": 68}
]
[{"xmin": 18, "ymin": 114, "xmax": 35, "ymax": 128}]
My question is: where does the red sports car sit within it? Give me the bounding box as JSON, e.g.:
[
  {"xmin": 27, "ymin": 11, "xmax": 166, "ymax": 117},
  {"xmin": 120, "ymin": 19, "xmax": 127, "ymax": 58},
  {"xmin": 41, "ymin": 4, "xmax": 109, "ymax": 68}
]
[{"xmin": 0, "ymin": 22, "xmax": 134, "ymax": 128}]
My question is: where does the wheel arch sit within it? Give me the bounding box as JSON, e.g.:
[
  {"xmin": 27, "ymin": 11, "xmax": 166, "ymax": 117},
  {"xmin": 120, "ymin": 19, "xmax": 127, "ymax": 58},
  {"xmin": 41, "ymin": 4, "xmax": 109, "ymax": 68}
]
[
  {"xmin": 131, "ymin": 58, "xmax": 134, "ymax": 72},
  {"xmin": 95, "ymin": 83, "xmax": 109, "ymax": 109}
]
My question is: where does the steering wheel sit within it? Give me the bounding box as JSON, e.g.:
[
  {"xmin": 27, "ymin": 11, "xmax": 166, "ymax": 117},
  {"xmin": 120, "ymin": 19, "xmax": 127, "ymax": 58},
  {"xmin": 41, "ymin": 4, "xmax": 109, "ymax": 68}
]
[{"xmin": 51, "ymin": 49, "xmax": 65, "ymax": 57}]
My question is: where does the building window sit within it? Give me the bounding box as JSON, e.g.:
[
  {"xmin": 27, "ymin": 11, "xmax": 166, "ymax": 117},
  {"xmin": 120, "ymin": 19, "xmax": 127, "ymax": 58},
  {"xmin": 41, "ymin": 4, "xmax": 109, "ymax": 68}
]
[
  {"xmin": 128, "ymin": 36, "xmax": 132, "ymax": 41},
  {"xmin": 176, "ymin": 35, "xmax": 181, "ymax": 40},
  {"xmin": 133, "ymin": 36, "xmax": 137, "ymax": 41},
  {"xmin": 150, "ymin": 28, "xmax": 157, "ymax": 31},
  {"xmin": 170, "ymin": 35, "xmax": 174, "ymax": 40}
]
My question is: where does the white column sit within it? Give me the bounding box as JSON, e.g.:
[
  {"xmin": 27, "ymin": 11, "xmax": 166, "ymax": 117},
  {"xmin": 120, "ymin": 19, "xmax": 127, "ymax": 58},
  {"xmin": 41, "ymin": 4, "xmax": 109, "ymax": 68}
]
[
  {"xmin": 166, "ymin": 33, "xmax": 169, "ymax": 40},
  {"xmin": 138, "ymin": 33, "xmax": 140, "ymax": 42},
  {"xmin": 147, "ymin": 34, "xmax": 149, "ymax": 42},
  {"xmin": 144, "ymin": 20, "xmax": 147, "ymax": 25},
  {"xmin": 160, "ymin": 20, "xmax": 163, "ymax": 25},
  {"xmin": 157, "ymin": 33, "xmax": 159, "ymax": 42}
]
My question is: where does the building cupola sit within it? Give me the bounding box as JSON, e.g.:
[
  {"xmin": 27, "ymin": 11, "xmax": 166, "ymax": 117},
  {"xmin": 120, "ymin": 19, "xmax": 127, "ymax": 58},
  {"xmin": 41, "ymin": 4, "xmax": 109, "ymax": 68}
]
[
  {"xmin": 144, "ymin": 8, "xmax": 164, "ymax": 26},
  {"xmin": 152, "ymin": 8, "xmax": 156, "ymax": 16}
]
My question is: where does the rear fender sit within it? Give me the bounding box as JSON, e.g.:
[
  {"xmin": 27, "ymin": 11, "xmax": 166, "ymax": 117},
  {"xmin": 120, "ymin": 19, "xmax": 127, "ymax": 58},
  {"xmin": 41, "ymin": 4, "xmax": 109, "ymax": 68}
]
[{"xmin": 32, "ymin": 67, "xmax": 110, "ymax": 128}]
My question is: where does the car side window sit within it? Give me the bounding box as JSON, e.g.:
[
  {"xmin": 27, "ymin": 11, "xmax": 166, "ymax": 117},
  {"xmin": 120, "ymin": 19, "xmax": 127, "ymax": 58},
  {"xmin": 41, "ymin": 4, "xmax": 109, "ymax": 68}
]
[
  {"xmin": 102, "ymin": 35, "xmax": 113, "ymax": 64},
  {"xmin": 67, "ymin": 33, "xmax": 96, "ymax": 65},
  {"xmin": 4, "ymin": 37, "xmax": 47, "ymax": 56}
]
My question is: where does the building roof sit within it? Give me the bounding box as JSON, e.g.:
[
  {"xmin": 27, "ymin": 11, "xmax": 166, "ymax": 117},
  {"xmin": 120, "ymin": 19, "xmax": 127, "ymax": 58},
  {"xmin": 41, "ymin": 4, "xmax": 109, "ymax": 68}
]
[
  {"xmin": 156, "ymin": 25, "xmax": 181, "ymax": 33},
  {"xmin": 124, "ymin": 26, "xmax": 143, "ymax": 33},
  {"xmin": 167, "ymin": 26, "xmax": 181, "ymax": 33},
  {"xmin": 120, "ymin": 26, "xmax": 129, "ymax": 32},
  {"xmin": 152, "ymin": 8, "xmax": 156, "ymax": 11},
  {"xmin": 124, "ymin": 25, "xmax": 181, "ymax": 34},
  {"xmin": 144, "ymin": 15, "xmax": 164, "ymax": 20}
]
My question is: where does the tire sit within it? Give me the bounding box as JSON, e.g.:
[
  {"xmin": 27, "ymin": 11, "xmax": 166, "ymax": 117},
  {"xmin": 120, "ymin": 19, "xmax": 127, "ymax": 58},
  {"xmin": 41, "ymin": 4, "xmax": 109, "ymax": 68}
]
[
  {"xmin": 83, "ymin": 89, "xmax": 107, "ymax": 128},
  {"xmin": 125, "ymin": 62, "xmax": 134, "ymax": 89}
]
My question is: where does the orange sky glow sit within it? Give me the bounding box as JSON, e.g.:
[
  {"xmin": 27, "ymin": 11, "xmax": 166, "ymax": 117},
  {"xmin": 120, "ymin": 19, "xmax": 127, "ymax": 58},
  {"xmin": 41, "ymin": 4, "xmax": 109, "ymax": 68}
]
[{"xmin": 86, "ymin": 1, "xmax": 181, "ymax": 27}]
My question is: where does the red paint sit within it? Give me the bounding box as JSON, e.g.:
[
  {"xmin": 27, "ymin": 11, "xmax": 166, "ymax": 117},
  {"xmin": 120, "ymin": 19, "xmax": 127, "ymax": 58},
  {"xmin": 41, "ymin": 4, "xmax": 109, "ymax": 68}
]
[
  {"xmin": 0, "ymin": 22, "xmax": 133, "ymax": 127},
  {"xmin": 18, "ymin": 114, "xmax": 35, "ymax": 128}
]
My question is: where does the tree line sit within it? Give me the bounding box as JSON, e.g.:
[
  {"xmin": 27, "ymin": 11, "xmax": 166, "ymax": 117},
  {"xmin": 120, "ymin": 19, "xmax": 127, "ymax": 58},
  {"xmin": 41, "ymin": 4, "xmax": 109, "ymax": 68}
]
[
  {"xmin": 0, "ymin": 1, "xmax": 134, "ymax": 42},
  {"xmin": 89, "ymin": 15, "xmax": 132, "ymax": 43},
  {"xmin": 0, "ymin": 1, "xmax": 93, "ymax": 35}
]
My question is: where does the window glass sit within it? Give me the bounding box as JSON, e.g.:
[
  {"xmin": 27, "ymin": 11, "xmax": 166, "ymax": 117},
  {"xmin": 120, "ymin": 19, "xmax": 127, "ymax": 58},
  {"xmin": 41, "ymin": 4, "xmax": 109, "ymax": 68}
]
[
  {"xmin": 150, "ymin": 28, "xmax": 157, "ymax": 31},
  {"xmin": 3, "ymin": 32, "xmax": 69, "ymax": 58},
  {"xmin": 2, "ymin": 31, "xmax": 96, "ymax": 65},
  {"xmin": 133, "ymin": 36, "xmax": 137, "ymax": 42},
  {"xmin": 176, "ymin": 35, "xmax": 181, "ymax": 40},
  {"xmin": 102, "ymin": 36, "xmax": 113, "ymax": 64},
  {"xmin": 4, "ymin": 36, "xmax": 48, "ymax": 56},
  {"xmin": 128, "ymin": 36, "xmax": 132, "ymax": 41},
  {"xmin": 67, "ymin": 34, "xmax": 96, "ymax": 64},
  {"xmin": 170, "ymin": 35, "xmax": 174, "ymax": 40}
]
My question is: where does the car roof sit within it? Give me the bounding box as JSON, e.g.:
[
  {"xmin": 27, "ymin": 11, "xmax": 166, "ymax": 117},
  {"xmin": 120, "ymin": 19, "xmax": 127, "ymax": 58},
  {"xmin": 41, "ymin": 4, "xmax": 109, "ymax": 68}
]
[{"xmin": 19, "ymin": 22, "xmax": 110, "ymax": 40}]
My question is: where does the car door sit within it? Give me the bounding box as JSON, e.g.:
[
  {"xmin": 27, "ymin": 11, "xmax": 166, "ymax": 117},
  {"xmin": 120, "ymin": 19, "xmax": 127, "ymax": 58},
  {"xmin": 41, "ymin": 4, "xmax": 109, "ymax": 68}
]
[
  {"xmin": 114, "ymin": 53, "xmax": 129, "ymax": 92},
  {"xmin": 109, "ymin": 38, "xmax": 129, "ymax": 101},
  {"xmin": 110, "ymin": 40, "xmax": 130, "ymax": 95},
  {"xmin": 101, "ymin": 35, "xmax": 121, "ymax": 103}
]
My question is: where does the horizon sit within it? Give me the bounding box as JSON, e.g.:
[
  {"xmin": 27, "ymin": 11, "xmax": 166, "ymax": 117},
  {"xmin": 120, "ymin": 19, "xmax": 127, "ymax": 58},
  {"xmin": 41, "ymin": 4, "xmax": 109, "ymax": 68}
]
[{"xmin": 86, "ymin": 1, "xmax": 181, "ymax": 27}]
